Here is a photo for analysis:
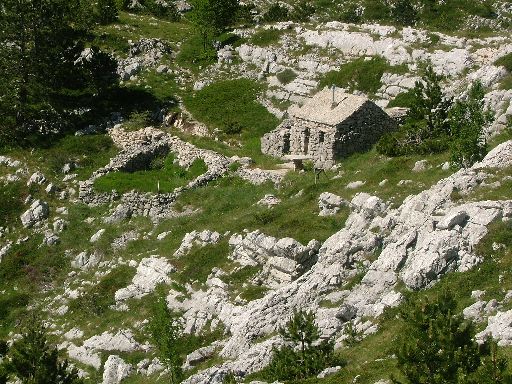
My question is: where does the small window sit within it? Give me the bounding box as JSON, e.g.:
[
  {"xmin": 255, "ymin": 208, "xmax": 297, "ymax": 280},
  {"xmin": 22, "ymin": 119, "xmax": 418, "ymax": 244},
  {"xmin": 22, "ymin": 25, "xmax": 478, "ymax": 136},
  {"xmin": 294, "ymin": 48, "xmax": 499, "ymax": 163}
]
[{"xmin": 319, "ymin": 131, "xmax": 325, "ymax": 143}]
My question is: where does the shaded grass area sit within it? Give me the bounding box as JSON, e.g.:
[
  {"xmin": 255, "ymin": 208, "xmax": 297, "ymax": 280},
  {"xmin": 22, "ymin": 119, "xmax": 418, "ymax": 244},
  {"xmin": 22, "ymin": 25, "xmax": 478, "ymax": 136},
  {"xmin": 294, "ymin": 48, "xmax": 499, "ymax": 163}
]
[
  {"xmin": 174, "ymin": 242, "xmax": 230, "ymax": 284},
  {"xmin": 68, "ymin": 265, "xmax": 136, "ymax": 317},
  {"xmin": 0, "ymin": 182, "xmax": 26, "ymax": 225},
  {"xmin": 318, "ymin": 56, "xmax": 408, "ymax": 96},
  {"xmin": 94, "ymin": 153, "xmax": 207, "ymax": 194}
]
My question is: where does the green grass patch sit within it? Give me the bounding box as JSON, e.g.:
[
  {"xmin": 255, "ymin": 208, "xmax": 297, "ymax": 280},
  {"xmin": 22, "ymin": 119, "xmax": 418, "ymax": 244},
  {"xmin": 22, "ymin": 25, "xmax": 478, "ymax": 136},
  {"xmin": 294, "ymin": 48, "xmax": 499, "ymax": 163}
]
[
  {"xmin": 68, "ymin": 264, "xmax": 135, "ymax": 317},
  {"xmin": 176, "ymin": 34, "xmax": 217, "ymax": 73},
  {"xmin": 174, "ymin": 242, "xmax": 230, "ymax": 284},
  {"xmin": 0, "ymin": 182, "xmax": 26, "ymax": 225},
  {"xmin": 387, "ymin": 88, "xmax": 416, "ymax": 108},
  {"xmin": 500, "ymin": 74, "xmax": 512, "ymax": 90},
  {"xmin": 318, "ymin": 57, "xmax": 406, "ymax": 96},
  {"xmin": 94, "ymin": 153, "xmax": 207, "ymax": 194},
  {"xmin": 250, "ymin": 29, "xmax": 285, "ymax": 47},
  {"xmin": 495, "ymin": 53, "xmax": 512, "ymax": 72},
  {"xmin": 183, "ymin": 79, "xmax": 280, "ymax": 160}
]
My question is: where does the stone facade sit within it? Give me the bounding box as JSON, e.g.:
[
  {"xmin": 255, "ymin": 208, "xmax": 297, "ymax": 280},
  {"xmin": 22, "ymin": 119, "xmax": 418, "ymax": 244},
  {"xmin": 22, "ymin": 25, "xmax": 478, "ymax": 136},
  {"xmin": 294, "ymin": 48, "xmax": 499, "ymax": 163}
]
[{"xmin": 261, "ymin": 89, "xmax": 398, "ymax": 169}]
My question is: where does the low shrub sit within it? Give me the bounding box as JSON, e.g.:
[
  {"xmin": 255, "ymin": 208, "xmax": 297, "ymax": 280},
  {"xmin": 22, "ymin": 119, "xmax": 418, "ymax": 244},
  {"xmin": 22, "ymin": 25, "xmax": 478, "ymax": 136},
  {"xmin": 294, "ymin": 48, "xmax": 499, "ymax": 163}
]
[
  {"xmin": 262, "ymin": 310, "xmax": 342, "ymax": 381},
  {"xmin": 276, "ymin": 69, "xmax": 297, "ymax": 85},
  {"xmin": 387, "ymin": 89, "xmax": 416, "ymax": 108},
  {"xmin": 290, "ymin": 1, "xmax": 316, "ymax": 22}
]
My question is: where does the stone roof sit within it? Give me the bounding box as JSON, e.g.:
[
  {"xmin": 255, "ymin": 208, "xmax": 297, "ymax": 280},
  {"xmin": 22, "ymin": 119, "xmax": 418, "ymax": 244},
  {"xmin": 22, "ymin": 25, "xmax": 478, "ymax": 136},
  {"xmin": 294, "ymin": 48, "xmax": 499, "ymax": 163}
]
[{"xmin": 289, "ymin": 88, "xmax": 369, "ymax": 126}]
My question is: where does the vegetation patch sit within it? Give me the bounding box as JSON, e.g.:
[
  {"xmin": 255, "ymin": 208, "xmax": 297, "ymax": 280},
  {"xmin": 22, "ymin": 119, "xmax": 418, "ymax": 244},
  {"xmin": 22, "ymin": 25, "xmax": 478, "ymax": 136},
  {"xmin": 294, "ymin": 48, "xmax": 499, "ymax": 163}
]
[
  {"xmin": 68, "ymin": 264, "xmax": 135, "ymax": 317},
  {"xmin": 276, "ymin": 69, "xmax": 298, "ymax": 85},
  {"xmin": 94, "ymin": 153, "xmax": 207, "ymax": 194},
  {"xmin": 174, "ymin": 242, "xmax": 230, "ymax": 284},
  {"xmin": 183, "ymin": 79, "xmax": 280, "ymax": 159},
  {"xmin": 318, "ymin": 57, "xmax": 406, "ymax": 96},
  {"xmin": 250, "ymin": 29, "xmax": 285, "ymax": 47}
]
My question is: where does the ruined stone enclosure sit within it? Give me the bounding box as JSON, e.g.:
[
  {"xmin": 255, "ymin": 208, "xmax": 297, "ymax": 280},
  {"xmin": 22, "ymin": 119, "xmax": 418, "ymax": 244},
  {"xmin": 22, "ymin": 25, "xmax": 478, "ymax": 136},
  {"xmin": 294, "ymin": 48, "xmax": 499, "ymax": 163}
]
[{"xmin": 261, "ymin": 88, "xmax": 398, "ymax": 168}]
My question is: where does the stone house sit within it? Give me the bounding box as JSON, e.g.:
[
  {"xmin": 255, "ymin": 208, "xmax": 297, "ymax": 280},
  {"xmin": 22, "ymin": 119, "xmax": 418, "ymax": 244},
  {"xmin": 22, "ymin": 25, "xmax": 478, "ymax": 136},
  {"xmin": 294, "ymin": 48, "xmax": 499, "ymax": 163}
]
[{"xmin": 261, "ymin": 88, "xmax": 398, "ymax": 168}]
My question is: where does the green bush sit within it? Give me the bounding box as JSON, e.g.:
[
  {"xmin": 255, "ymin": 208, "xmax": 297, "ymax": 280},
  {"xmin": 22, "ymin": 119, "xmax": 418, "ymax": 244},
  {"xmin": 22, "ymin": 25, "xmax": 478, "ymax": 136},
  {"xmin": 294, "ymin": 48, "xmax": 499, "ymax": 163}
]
[
  {"xmin": 263, "ymin": 3, "xmax": 289, "ymax": 22},
  {"xmin": 391, "ymin": 0, "xmax": 417, "ymax": 26},
  {"xmin": 290, "ymin": 1, "xmax": 316, "ymax": 22},
  {"xmin": 97, "ymin": 0, "xmax": 118, "ymax": 24},
  {"xmin": 223, "ymin": 120, "xmax": 243, "ymax": 135},
  {"xmin": 276, "ymin": 69, "xmax": 298, "ymax": 85},
  {"xmin": 0, "ymin": 320, "xmax": 83, "ymax": 383},
  {"xmin": 318, "ymin": 56, "xmax": 390, "ymax": 95},
  {"xmin": 0, "ymin": 182, "xmax": 25, "ymax": 224},
  {"xmin": 393, "ymin": 291, "xmax": 510, "ymax": 384},
  {"xmin": 148, "ymin": 293, "xmax": 183, "ymax": 384}
]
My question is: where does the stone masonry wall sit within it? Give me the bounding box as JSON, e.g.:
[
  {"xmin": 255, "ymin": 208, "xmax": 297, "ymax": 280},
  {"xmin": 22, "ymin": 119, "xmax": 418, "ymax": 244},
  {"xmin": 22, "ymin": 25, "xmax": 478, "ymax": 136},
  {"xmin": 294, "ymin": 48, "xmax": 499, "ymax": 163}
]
[{"xmin": 261, "ymin": 100, "xmax": 398, "ymax": 169}]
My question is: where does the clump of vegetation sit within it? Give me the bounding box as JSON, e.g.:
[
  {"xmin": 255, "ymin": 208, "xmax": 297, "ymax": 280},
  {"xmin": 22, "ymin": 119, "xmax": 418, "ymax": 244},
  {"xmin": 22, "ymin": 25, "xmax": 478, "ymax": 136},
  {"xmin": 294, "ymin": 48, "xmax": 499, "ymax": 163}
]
[
  {"xmin": 263, "ymin": 310, "xmax": 341, "ymax": 381},
  {"xmin": 319, "ymin": 57, "xmax": 404, "ymax": 95},
  {"xmin": 97, "ymin": 0, "xmax": 119, "ymax": 24},
  {"xmin": 189, "ymin": 0, "xmax": 239, "ymax": 51},
  {"xmin": 393, "ymin": 291, "xmax": 511, "ymax": 383},
  {"xmin": 290, "ymin": 1, "xmax": 316, "ymax": 22},
  {"xmin": 449, "ymin": 82, "xmax": 493, "ymax": 168},
  {"xmin": 68, "ymin": 265, "xmax": 135, "ymax": 317},
  {"xmin": 276, "ymin": 69, "xmax": 298, "ymax": 85},
  {"xmin": 0, "ymin": 318, "xmax": 83, "ymax": 383},
  {"xmin": 387, "ymin": 89, "xmax": 417, "ymax": 108},
  {"xmin": 0, "ymin": 182, "xmax": 25, "ymax": 224}
]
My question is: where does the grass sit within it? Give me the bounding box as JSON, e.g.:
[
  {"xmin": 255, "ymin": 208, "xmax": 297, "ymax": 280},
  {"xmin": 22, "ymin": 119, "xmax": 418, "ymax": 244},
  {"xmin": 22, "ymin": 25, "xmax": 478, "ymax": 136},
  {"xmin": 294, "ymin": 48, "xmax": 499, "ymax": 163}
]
[
  {"xmin": 68, "ymin": 265, "xmax": 136, "ymax": 318},
  {"xmin": 318, "ymin": 57, "xmax": 408, "ymax": 96},
  {"xmin": 0, "ymin": 182, "xmax": 26, "ymax": 225},
  {"xmin": 495, "ymin": 53, "xmax": 512, "ymax": 72},
  {"xmin": 250, "ymin": 29, "xmax": 285, "ymax": 47},
  {"xmin": 183, "ymin": 79, "xmax": 280, "ymax": 161},
  {"xmin": 176, "ymin": 34, "xmax": 217, "ymax": 73},
  {"xmin": 174, "ymin": 242, "xmax": 230, "ymax": 284},
  {"xmin": 94, "ymin": 153, "xmax": 207, "ymax": 194}
]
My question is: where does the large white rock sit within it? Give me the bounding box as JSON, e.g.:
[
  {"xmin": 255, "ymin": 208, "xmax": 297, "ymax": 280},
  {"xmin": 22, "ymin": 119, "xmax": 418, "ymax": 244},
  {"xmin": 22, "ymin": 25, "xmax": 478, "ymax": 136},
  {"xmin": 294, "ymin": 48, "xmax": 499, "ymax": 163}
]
[
  {"xmin": 174, "ymin": 230, "xmax": 221, "ymax": 257},
  {"xmin": 20, "ymin": 200, "xmax": 49, "ymax": 228},
  {"xmin": 477, "ymin": 310, "xmax": 512, "ymax": 346},
  {"xmin": 102, "ymin": 355, "xmax": 132, "ymax": 384},
  {"xmin": 318, "ymin": 192, "xmax": 347, "ymax": 216},
  {"xmin": 27, "ymin": 171, "xmax": 46, "ymax": 186},
  {"xmin": 115, "ymin": 256, "xmax": 174, "ymax": 301}
]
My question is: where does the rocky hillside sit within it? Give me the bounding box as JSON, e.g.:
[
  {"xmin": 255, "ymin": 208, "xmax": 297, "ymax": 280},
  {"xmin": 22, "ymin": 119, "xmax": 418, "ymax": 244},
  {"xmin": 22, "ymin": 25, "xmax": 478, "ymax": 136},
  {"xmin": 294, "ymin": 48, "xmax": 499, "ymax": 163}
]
[{"xmin": 1, "ymin": 1, "xmax": 512, "ymax": 383}]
